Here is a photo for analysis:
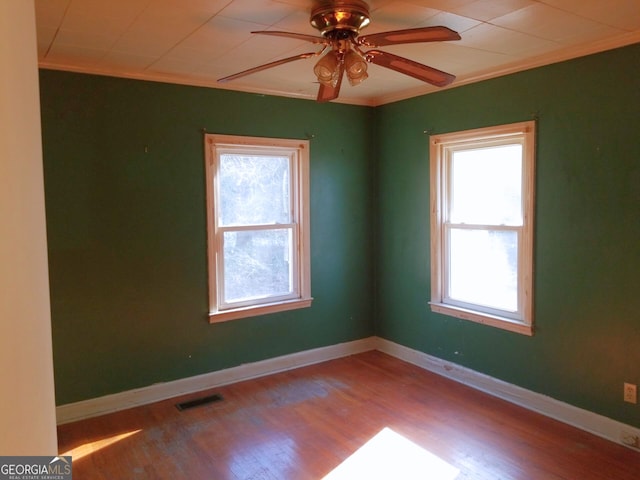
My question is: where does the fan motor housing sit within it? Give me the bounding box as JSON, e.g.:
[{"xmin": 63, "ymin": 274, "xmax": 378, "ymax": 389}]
[{"xmin": 310, "ymin": 0, "xmax": 371, "ymax": 36}]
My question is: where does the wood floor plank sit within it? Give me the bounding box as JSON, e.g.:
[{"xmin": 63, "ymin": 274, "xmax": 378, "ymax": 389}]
[{"xmin": 57, "ymin": 351, "xmax": 640, "ymax": 479}]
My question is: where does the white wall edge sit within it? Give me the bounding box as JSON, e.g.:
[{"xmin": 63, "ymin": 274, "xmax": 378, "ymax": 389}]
[
  {"xmin": 373, "ymin": 337, "xmax": 640, "ymax": 450},
  {"xmin": 56, "ymin": 337, "xmax": 377, "ymax": 425}
]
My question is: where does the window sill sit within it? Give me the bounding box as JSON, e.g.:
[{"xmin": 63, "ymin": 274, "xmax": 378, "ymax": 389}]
[
  {"xmin": 429, "ymin": 302, "xmax": 533, "ymax": 336},
  {"xmin": 209, "ymin": 297, "xmax": 313, "ymax": 324}
]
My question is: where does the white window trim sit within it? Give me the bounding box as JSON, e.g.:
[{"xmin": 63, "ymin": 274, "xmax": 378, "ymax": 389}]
[
  {"xmin": 204, "ymin": 134, "xmax": 312, "ymax": 323},
  {"xmin": 429, "ymin": 121, "xmax": 535, "ymax": 336}
]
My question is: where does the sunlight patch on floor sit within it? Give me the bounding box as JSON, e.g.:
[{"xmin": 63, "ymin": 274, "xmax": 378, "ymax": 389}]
[
  {"xmin": 323, "ymin": 427, "xmax": 459, "ymax": 480},
  {"xmin": 61, "ymin": 429, "xmax": 142, "ymax": 461}
]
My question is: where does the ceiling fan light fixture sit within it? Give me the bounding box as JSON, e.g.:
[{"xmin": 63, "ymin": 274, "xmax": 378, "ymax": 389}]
[
  {"xmin": 219, "ymin": 1, "xmax": 460, "ymax": 103},
  {"xmin": 310, "ymin": 1, "xmax": 371, "ymax": 36},
  {"xmin": 344, "ymin": 50, "xmax": 368, "ymax": 86},
  {"xmin": 314, "ymin": 51, "xmax": 341, "ymax": 87}
]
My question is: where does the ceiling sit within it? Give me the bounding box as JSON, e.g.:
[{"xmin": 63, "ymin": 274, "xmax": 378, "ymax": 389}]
[{"xmin": 35, "ymin": 0, "xmax": 640, "ymax": 106}]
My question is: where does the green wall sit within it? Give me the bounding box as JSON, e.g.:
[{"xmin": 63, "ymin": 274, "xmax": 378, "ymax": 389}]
[
  {"xmin": 374, "ymin": 43, "xmax": 640, "ymax": 428},
  {"xmin": 40, "ymin": 71, "xmax": 375, "ymax": 405},
  {"xmin": 40, "ymin": 43, "xmax": 640, "ymax": 430}
]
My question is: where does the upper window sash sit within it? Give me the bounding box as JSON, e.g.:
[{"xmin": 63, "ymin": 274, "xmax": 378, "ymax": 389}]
[{"xmin": 444, "ymin": 139, "xmax": 525, "ymax": 227}]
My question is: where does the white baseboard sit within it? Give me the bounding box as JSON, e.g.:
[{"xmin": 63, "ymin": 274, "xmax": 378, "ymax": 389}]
[
  {"xmin": 56, "ymin": 335, "xmax": 640, "ymax": 452},
  {"xmin": 56, "ymin": 337, "xmax": 377, "ymax": 425},
  {"xmin": 374, "ymin": 337, "xmax": 640, "ymax": 450}
]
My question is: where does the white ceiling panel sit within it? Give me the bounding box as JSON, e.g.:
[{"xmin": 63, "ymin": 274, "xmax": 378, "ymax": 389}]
[
  {"xmin": 272, "ymin": 9, "xmax": 319, "ymax": 32},
  {"xmin": 449, "ymin": 0, "xmax": 535, "ymax": 22},
  {"xmin": 217, "ymin": 0, "xmax": 299, "ymax": 25},
  {"xmin": 54, "ymin": 28, "xmax": 121, "ymax": 51},
  {"xmin": 491, "ymin": 3, "xmax": 620, "ymax": 42},
  {"xmin": 111, "ymin": 31, "xmax": 182, "ymax": 58},
  {"xmin": 540, "ymin": 0, "xmax": 640, "ymax": 31},
  {"xmin": 34, "ymin": 0, "xmax": 70, "ymax": 29},
  {"xmin": 404, "ymin": 0, "xmax": 477, "ymax": 12},
  {"xmin": 101, "ymin": 51, "xmax": 156, "ymax": 71},
  {"xmin": 457, "ymin": 22, "xmax": 557, "ymax": 55},
  {"xmin": 61, "ymin": 0, "xmax": 149, "ymax": 33},
  {"xmin": 364, "ymin": 2, "xmax": 440, "ymax": 31},
  {"xmin": 415, "ymin": 10, "xmax": 482, "ymax": 32},
  {"xmin": 45, "ymin": 44, "xmax": 107, "ymax": 67}
]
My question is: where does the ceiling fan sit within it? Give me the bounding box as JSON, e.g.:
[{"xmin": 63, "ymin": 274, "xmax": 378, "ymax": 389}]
[{"xmin": 217, "ymin": 0, "xmax": 461, "ymax": 102}]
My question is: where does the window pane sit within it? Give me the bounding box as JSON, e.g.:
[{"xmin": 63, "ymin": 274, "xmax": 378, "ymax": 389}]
[
  {"xmin": 219, "ymin": 154, "xmax": 291, "ymax": 226},
  {"xmin": 223, "ymin": 229, "xmax": 293, "ymax": 303},
  {"xmin": 450, "ymin": 145, "xmax": 522, "ymax": 225},
  {"xmin": 448, "ymin": 228, "xmax": 518, "ymax": 312}
]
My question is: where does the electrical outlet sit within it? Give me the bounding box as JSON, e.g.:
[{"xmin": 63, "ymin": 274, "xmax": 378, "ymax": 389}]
[{"xmin": 623, "ymin": 383, "xmax": 637, "ymax": 404}]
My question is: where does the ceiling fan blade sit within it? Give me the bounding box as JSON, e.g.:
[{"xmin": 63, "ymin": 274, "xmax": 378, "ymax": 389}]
[
  {"xmin": 365, "ymin": 50, "xmax": 455, "ymax": 87},
  {"xmin": 252, "ymin": 30, "xmax": 327, "ymax": 44},
  {"xmin": 218, "ymin": 52, "xmax": 318, "ymax": 83},
  {"xmin": 316, "ymin": 64, "xmax": 345, "ymax": 103},
  {"xmin": 358, "ymin": 26, "xmax": 460, "ymax": 47}
]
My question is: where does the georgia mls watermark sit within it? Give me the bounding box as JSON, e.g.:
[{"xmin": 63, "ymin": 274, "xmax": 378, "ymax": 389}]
[{"xmin": 0, "ymin": 456, "xmax": 71, "ymax": 480}]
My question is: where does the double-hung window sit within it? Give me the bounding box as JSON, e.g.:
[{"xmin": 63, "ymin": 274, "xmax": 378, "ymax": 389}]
[
  {"xmin": 429, "ymin": 121, "xmax": 535, "ymax": 335},
  {"xmin": 204, "ymin": 134, "xmax": 312, "ymax": 323}
]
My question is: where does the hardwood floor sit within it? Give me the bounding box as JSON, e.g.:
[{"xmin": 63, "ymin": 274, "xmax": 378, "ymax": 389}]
[{"xmin": 57, "ymin": 351, "xmax": 640, "ymax": 479}]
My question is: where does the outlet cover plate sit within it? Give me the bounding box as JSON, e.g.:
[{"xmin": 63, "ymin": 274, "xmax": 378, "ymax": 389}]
[{"xmin": 623, "ymin": 383, "xmax": 637, "ymax": 404}]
